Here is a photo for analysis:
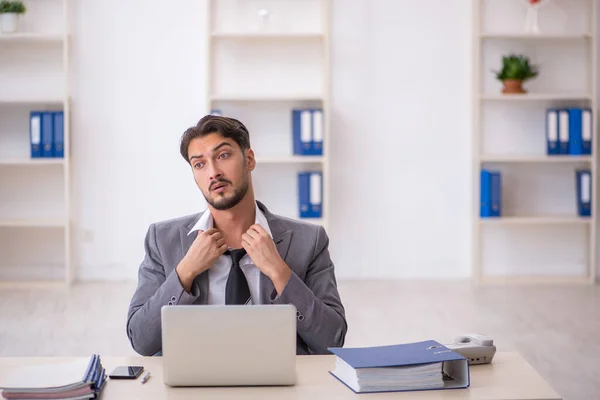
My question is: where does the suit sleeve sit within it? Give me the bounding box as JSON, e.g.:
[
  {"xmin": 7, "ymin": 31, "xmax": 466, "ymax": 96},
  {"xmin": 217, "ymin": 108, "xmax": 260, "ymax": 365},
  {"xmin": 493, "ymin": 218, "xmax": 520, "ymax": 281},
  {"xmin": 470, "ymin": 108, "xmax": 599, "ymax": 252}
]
[
  {"xmin": 126, "ymin": 224, "xmax": 201, "ymax": 356},
  {"xmin": 270, "ymin": 225, "xmax": 347, "ymax": 354}
]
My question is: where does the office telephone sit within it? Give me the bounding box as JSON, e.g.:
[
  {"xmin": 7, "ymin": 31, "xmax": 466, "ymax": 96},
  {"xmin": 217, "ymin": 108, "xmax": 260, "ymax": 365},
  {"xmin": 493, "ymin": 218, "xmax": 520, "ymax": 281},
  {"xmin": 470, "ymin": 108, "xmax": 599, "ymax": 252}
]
[{"xmin": 445, "ymin": 333, "xmax": 496, "ymax": 365}]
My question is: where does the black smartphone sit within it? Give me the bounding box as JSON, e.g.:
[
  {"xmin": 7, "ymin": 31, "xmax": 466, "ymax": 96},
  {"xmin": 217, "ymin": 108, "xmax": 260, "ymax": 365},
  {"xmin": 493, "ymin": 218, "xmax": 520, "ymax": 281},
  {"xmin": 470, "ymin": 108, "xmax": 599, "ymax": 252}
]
[{"xmin": 108, "ymin": 366, "xmax": 144, "ymax": 379}]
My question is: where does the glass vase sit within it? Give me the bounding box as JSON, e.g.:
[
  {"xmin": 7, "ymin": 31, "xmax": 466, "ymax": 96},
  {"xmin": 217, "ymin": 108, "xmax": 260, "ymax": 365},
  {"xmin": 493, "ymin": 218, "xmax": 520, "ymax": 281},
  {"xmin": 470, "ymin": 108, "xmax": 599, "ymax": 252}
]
[{"xmin": 524, "ymin": 0, "xmax": 548, "ymax": 34}]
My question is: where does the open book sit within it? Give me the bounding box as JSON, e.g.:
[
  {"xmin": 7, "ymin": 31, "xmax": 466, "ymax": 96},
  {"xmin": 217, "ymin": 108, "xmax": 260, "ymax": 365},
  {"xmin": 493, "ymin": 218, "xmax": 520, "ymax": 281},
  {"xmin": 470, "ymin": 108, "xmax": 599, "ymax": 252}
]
[{"xmin": 0, "ymin": 354, "xmax": 106, "ymax": 399}]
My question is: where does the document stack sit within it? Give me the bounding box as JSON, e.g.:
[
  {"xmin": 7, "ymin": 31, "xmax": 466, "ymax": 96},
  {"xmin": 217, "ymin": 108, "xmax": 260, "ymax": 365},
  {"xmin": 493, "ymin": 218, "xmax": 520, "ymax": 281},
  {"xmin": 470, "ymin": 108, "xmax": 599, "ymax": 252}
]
[
  {"xmin": 0, "ymin": 354, "xmax": 106, "ymax": 399},
  {"xmin": 328, "ymin": 340, "xmax": 469, "ymax": 394}
]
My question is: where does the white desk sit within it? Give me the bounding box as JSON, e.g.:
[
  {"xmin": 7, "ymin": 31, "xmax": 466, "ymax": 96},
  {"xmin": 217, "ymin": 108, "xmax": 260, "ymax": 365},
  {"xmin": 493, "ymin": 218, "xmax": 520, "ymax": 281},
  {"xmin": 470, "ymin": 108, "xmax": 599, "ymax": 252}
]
[{"xmin": 0, "ymin": 352, "xmax": 561, "ymax": 399}]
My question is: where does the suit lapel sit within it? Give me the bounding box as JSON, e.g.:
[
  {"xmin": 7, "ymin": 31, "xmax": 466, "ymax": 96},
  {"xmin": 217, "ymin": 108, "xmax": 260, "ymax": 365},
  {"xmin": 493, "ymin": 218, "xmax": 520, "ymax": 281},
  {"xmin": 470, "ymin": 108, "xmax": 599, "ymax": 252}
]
[
  {"xmin": 275, "ymin": 231, "xmax": 292, "ymax": 261},
  {"xmin": 179, "ymin": 219, "xmax": 209, "ymax": 303},
  {"xmin": 258, "ymin": 202, "xmax": 293, "ymax": 304},
  {"xmin": 179, "ymin": 225, "xmax": 196, "ymax": 259}
]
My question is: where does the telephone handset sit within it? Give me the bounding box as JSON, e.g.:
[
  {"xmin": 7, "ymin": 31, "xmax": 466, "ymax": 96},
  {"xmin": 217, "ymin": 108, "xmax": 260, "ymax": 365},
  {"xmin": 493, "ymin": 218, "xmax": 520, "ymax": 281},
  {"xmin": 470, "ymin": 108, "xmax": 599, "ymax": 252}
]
[{"xmin": 445, "ymin": 333, "xmax": 496, "ymax": 365}]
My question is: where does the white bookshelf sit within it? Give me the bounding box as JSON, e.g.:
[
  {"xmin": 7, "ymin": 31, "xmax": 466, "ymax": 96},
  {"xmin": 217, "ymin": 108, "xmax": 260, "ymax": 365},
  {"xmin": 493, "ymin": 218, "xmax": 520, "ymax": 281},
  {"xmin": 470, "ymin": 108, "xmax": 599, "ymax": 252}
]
[
  {"xmin": 256, "ymin": 156, "xmax": 326, "ymax": 164},
  {"xmin": 207, "ymin": 0, "xmax": 330, "ymax": 230},
  {"xmin": 0, "ymin": 32, "xmax": 63, "ymax": 42},
  {"xmin": 479, "ymin": 155, "xmax": 593, "ymax": 163},
  {"xmin": 479, "ymin": 216, "xmax": 592, "ymax": 225},
  {"xmin": 0, "ymin": 99, "xmax": 64, "ymax": 105},
  {"xmin": 0, "ymin": 158, "xmax": 65, "ymax": 165},
  {"xmin": 0, "ymin": 219, "xmax": 67, "ymax": 228},
  {"xmin": 480, "ymin": 33, "xmax": 592, "ymax": 40},
  {"xmin": 472, "ymin": 0, "xmax": 598, "ymax": 284},
  {"xmin": 210, "ymin": 94, "xmax": 324, "ymax": 102},
  {"xmin": 0, "ymin": 0, "xmax": 71, "ymax": 286},
  {"xmin": 480, "ymin": 93, "xmax": 593, "ymax": 101},
  {"xmin": 211, "ymin": 32, "xmax": 324, "ymax": 39}
]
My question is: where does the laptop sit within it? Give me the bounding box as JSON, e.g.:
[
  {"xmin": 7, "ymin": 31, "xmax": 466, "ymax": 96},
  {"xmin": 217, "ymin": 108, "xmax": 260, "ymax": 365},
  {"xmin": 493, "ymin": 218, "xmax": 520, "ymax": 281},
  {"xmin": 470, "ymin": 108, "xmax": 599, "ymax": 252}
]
[{"xmin": 161, "ymin": 304, "xmax": 297, "ymax": 387}]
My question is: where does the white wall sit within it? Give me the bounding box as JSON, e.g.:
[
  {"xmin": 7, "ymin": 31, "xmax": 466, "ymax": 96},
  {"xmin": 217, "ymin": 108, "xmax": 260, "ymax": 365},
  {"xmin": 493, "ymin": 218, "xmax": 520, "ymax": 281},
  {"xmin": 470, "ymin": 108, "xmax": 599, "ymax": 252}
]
[
  {"xmin": 70, "ymin": 0, "xmax": 210, "ymax": 280},
  {"xmin": 328, "ymin": 0, "xmax": 472, "ymax": 278},
  {"xmin": 65, "ymin": 0, "xmax": 598, "ymax": 281},
  {"xmin": 68, "ymin": 0, "xmax": 473, "ymax": 281}
]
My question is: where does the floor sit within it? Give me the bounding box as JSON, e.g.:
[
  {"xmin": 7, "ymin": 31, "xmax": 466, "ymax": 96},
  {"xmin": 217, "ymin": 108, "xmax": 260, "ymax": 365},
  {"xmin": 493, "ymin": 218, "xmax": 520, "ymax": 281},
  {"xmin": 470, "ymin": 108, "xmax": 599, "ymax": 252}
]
[{"xmin": 0, "ymin": 280, "xmax": 598, "ymax": 400}]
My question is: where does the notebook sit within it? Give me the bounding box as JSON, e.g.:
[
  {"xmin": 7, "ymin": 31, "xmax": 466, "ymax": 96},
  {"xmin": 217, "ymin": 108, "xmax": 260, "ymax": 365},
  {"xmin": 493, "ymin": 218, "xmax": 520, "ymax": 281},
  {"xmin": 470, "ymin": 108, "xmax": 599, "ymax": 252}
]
[
  {"xmin": 0, "ymin": 354, "xmax": 106, "ymax": 399},
  {"xmin": 328, "ymin": 340, "xmax": 470, "ymax": 394}
]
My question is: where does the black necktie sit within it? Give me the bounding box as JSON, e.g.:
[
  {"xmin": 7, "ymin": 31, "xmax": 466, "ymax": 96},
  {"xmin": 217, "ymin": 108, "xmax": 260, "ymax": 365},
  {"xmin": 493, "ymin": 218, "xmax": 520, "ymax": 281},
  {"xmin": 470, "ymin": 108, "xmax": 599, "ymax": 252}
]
[{"xmin": 225, "ymin": 248, "xmax": 251, "ymax": 305}]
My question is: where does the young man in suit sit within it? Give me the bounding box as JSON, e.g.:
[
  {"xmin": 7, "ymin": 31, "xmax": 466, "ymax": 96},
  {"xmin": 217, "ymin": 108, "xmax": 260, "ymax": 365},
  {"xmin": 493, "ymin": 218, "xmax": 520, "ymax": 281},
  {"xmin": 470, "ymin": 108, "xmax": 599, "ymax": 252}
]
[{"xmin": 126, "ymin": 115, "xmax": 347, "ymax": 356}]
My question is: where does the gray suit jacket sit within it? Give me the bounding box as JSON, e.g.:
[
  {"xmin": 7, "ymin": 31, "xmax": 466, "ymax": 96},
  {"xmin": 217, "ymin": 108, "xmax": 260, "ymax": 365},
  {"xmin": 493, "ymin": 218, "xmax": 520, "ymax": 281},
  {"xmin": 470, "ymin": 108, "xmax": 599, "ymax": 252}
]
[{"xmin": 126, "ymin": 201, "xmax": 347, "ymax": 356}]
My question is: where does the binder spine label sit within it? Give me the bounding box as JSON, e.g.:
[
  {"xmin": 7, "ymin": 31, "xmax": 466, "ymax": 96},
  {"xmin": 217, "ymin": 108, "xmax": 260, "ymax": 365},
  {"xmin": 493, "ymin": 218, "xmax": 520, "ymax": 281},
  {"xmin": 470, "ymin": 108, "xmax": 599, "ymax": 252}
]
[
  {"xmin": 559, "ymin": 110, "xmax": 569, "ymax": 142},
  {"xmin": 31, "ymin": 116, "xmax": 41, "ymax": 144},
  {"xmin": 310, "ymin": 172, "xmax": 322, "ymax": 205},
  {"xmin": 582, "ymin": 110, "xmax": 592, "ymax": 141},
  {"xmin": 581, "ymin": 173, "xmax": 590, "ymax": 203},
  {"xmin": 547, "ymin": 111, "xmax": 557, "ymax": 141},
  {"xmin": 558, "ymin": 110, "xmax": 569, "ymax": 154},
  {"xmin": 301, "ymin": 110, "xmax": 311, "ymax": 145}
]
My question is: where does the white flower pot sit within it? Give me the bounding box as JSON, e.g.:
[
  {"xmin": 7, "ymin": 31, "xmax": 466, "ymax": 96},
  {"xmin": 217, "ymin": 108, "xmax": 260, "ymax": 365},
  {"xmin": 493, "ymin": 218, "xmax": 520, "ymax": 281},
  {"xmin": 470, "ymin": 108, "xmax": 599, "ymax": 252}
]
[{"xmin": 0, "ymin": 13, "xmax": 20, "ymax": 34}]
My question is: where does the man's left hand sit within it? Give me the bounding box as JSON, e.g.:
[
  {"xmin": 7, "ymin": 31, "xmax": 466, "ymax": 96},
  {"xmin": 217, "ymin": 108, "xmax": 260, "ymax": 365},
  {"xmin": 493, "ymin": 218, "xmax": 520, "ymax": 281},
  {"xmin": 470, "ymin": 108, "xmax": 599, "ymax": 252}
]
[{"xmin": 241, "ymin": 224, "xmax": 291, "ymax": 294}]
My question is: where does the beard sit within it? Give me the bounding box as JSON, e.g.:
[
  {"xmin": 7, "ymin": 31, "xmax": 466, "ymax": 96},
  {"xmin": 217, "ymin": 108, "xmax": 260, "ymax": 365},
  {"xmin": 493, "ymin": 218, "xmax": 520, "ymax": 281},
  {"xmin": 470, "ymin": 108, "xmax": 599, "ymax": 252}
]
[{"xmin": 203, "ymin": 172, "xmax": 250, "ymax": 211}]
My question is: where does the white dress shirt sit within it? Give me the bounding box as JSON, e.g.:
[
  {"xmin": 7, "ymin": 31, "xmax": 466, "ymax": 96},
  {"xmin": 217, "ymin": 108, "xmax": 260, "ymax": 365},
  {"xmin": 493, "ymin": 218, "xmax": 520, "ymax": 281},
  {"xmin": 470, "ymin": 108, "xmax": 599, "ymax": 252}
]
[{"xmin": 187, "ymin": 203, "xmax": 273, "ymax": 305}]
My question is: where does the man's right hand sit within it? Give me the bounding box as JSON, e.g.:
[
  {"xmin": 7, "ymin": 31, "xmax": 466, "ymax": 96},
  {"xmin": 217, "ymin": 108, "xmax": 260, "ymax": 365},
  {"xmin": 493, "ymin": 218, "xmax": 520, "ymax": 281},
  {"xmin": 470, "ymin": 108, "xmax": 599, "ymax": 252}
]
[{"xmin": 176, "ymin": 228, "xmax": 227, "ymax": 293}]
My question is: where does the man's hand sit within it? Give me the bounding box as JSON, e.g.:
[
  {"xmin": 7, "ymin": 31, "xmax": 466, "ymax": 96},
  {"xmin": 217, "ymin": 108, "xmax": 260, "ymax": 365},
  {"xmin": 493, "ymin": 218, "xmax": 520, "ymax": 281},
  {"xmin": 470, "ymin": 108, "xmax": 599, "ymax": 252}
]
[
  {"xmin": 241, "ymin": 224, "xmax": 292, "ymax": 295},
  {"xmin": 176, "ymin": 228, "xmax": 227, "ymax": 293}
]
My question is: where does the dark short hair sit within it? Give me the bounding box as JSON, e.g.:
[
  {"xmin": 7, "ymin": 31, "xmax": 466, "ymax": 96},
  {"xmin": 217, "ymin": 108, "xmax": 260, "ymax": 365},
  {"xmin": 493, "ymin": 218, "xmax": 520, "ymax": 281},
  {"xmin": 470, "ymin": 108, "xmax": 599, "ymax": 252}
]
[{"xmin": 179, "ymin": 115, "xmax": 251, "ymax": 163}]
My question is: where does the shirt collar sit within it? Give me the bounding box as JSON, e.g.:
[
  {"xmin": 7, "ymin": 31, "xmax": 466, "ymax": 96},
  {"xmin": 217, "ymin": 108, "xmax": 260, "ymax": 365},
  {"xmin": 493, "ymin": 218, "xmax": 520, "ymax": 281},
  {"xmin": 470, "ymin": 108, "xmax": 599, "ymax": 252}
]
[{"xmin": 188, "ymin": 203, "xmax": 273, "ymax": 239}]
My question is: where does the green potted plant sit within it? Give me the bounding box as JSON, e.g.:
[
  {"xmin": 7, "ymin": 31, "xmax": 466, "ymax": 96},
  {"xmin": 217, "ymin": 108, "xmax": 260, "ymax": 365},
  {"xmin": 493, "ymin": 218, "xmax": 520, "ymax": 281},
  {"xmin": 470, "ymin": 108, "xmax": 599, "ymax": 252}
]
[
  {"xmin": 493, "ymin": 54, "xmax": 539, "ymax": 94},
  {"xmin": 0, "ymin": 0, "xmax": 27, "ymax": 34}
]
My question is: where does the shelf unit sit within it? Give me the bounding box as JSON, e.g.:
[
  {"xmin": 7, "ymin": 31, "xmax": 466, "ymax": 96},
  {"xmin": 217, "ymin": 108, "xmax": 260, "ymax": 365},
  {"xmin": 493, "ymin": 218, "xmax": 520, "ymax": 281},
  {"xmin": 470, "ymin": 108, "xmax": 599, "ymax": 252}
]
[
  {"xmin": 206, "ymin": 0, "xmax": 330, "ymax": 230},
  {"xmin": 0, "ymin": 33, "xmax": 63, "ymax": 42},
  {"xmin": 0, "ymin": 219, "xmax": 67, "ymax": 228},
  {"xmin": 0, "ymin": 0, "xmax": 72, "ymax": 287},
  {"xmin": 480, "ymin": 33, "xmax": 593, "ymax": 40},
  {"xmin": 479, "ymin": 155, "xmax": 593, "ymax": 163},
  {"xmin": 480, "ymin": 93, "xmax": 593, "ymax": 101},
  {"xmin": 209, "ymin": 94, "xmax": 325, "ymax": 102},
  {"xmin": 472, "ymin": 0, "xmax": 598, "ymax": 283},
  {"xmin": 210, "ymin": 32, "xmax": 324, "ymax": 39}
]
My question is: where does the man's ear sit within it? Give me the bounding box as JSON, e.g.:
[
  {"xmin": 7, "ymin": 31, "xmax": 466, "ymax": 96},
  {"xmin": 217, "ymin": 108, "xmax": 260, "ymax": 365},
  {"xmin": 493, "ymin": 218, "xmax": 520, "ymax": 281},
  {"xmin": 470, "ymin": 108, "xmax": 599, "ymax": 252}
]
[{"xmin": 245, "ymin": 148, "xmax": 256, "ymax": 171}]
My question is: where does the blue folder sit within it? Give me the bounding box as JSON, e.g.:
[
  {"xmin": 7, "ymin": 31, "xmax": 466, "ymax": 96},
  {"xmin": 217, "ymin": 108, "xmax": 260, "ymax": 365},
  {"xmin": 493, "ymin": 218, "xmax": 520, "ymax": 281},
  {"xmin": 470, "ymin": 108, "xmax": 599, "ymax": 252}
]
[
  {"xmin": 53, "ymin": 111, "xmax": 64, "ymax": 158},
  {"xmin": 310, "ymin": 108, "xmax": 323, "ymax": 156},
  {"xmin": 582, "ymin": 108, "xmax": 592, "ymax": 155},
  {"xmin": 292, "ymin": 109, "xmax": 312, "ymax": 155},
  {"xmin": 309, "ymin": 171, "xmax": 323, "ymax": 218},
  {"xmin": 298, "ymin": 172, "xmax": 311, "ymax": 218},
  {"xmin": 298, "ymin": 171, "xmax": 323, "ymax": 219},
  {"xmin": 29, "ymin": 111, "xmax": 42, "ymax": 158},
  {"xmin": 328, "ymin": 340, "xmax": 470, "ymax": 394},
  {"xmin": 480, "ymin": 170, "xmax": 491, "ymax": 217},
  {"xmin": 41, "ymin": 111, "xmax": 54, "ymax": 158},
  {"xmin": 558, "ymin": 109, "xmax": 570, "ymax": 155},
  {"xmin": 568, "ymin": 107, "xmax": 583, "ymax": 155},
  {"xmin": 481, "ymin": 169, "xmax": 501, "ymax": 217},
  {"xmin": 576, "ymin": 169, "xmax": 591, "ymax": 217},
  {"xmin": 490, "ymin": 171, "xmax": 501, "ymax": 217},
  {"xmin": 546, "ymin": 108, "xmax": 559, "ymax": 155}
]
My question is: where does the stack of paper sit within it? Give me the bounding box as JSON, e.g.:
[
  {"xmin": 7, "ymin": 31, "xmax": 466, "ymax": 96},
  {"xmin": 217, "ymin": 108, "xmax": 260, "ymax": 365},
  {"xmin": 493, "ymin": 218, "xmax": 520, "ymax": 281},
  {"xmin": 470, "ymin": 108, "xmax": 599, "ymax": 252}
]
[
  {"xmin": 0, "ymin": 354, "xmax": 106, "ymax": 399},
  {"xmin": 328, "ymin": 340, "xmax": 470, "ymax": 394}
]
